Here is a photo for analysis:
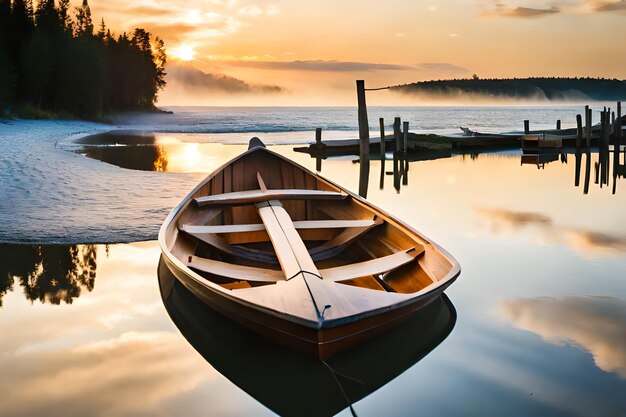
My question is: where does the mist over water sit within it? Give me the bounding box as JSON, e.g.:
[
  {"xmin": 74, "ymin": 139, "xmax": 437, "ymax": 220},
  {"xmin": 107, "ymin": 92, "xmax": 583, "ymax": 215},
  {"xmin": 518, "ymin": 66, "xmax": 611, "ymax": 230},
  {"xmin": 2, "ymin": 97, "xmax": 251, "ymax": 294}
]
[{"xmin": 111, "ymin": 105, "xmax": 599, "ymax": 139}]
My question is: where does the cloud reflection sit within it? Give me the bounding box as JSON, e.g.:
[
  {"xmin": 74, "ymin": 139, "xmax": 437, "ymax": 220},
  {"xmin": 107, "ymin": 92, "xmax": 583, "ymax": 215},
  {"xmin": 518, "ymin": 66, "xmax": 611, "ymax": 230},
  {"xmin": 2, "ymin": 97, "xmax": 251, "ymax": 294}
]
[
  {"xmin": 501, "ymin": 296, "xmax": 626, "ymax": 379},
  {"xmin": 0, "ymin": 243, "xmax": 242, "ymax": 417},
  {"xmin": 475, "ymin": 207, "xmax": 626, "ymax": 257}
]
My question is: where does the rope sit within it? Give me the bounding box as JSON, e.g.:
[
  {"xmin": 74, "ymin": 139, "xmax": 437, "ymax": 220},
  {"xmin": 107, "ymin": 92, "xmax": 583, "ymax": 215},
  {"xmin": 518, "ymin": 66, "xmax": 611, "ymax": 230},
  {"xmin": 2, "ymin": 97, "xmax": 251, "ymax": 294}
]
[
  {"xmin": 322, "ymin": 360, "xmax": 360, "ymax": 417},
  {"xmin": 285, "ymin": 269, "xmax": 323, "ymax": 281},
  {"xmin": 364, "ymin": 86, "xmax": 392, "ymax": 91}
]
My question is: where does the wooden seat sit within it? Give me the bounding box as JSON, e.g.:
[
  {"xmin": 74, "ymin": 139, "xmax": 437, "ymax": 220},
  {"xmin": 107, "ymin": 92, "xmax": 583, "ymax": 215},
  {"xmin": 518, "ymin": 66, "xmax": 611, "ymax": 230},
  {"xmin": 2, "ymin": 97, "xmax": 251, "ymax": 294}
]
[
  {"xmin": 195, "ymin": 189, "xmax": 347, "ymax": 207},
  {"xmin": 319, "ymin": 247, "xmax": 423, "ymax": 281},
  {"xmin": 187, "ymin": 255, "xmax": 284, "ymax": 282},
  {"xmin": 179, "ymin": 219, "xmax": 380, "ymax": 234},
  {"xmin": 187, "ymin": 247, "xmax": 423, "ymax": 284},
  {"xmin": 183, "ymin": 231, "xmax": 278, "ymax": 264},
  {"xmin": 309, "ymin": 217, "xmax": 383, "ymax": 259}
]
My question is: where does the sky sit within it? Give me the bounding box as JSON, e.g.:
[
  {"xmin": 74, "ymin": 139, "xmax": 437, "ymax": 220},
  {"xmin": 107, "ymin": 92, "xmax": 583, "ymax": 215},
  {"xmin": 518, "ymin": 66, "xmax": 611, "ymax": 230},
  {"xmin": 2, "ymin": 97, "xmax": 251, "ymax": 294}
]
[{"xmin": 86, "ymin": 0, "xmax": 626, "ymax": 105}]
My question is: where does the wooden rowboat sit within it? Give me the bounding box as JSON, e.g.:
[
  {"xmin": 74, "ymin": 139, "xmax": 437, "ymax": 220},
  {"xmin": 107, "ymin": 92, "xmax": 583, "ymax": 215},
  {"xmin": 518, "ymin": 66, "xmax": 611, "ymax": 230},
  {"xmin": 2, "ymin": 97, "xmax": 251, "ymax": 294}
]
[
  {"xmin": 158, "ymin": 259, "xmax": 457, "ymax": 416},
  {"xmin": 159, "ymin": 138, "xmax": 460, "ymax": 359}
]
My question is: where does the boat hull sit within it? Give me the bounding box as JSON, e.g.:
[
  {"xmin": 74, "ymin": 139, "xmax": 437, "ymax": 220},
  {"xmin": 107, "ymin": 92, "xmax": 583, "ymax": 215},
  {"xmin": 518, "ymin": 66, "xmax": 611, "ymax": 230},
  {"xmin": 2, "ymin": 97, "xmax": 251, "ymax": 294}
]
[{"xmin": 161, "ymin": 254, "xmax": 456, "ymax": 359}]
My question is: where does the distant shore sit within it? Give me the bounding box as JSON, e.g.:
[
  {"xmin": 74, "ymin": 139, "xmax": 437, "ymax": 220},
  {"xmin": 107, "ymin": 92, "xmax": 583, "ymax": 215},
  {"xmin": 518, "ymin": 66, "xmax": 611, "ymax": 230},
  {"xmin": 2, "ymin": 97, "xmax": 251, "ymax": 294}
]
[{"xmin": 0, "ymin": 105, "xmax": 173, "ymax": 124}]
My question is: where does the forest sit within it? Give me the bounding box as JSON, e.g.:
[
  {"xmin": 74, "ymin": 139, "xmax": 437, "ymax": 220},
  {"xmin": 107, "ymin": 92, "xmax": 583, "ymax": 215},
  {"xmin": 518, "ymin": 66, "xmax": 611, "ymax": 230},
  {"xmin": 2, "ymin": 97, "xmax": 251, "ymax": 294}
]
[
  {"xmin": 392, "ymin": 77, "xmax": 626, "ymax": 101},
  {"xmin": 0, "ymin": 0, "xmax": 166, "ymax": 118}
]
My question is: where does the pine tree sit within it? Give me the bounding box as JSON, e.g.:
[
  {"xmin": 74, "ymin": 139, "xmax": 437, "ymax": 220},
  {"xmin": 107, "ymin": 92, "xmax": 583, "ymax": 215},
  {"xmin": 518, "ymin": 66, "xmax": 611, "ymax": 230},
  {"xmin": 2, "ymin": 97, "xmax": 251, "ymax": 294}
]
[
  {"xmin": 97, "ymin": 18, "xmax": 106, "ymax": 39},
  {"xmin": 75, "ymin": 0, "xmax": 93, "ymax": 37},
  {"xmin": 57, "ymin": 0, "xmax": 73, "ymax": 32}
]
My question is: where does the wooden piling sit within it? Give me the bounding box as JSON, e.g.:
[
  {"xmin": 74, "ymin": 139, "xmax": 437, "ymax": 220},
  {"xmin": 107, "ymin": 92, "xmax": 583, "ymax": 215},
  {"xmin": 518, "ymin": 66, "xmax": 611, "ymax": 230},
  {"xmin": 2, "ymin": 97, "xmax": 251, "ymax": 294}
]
[
  {"xmin": 618, "ymin": 102, "xmax": 622, "ymax": 145},
  {"xmin": 379, "ymin": 118, "xmax": 386, "ymax": 160},
  {"xmin": 524, "ymin": 120, "xmax": 530, "ymax": 134},
  {"xmin": 402, "ymin": 121, "xmax": 409, "ymax": 186},
  {"xmin": 315, "ymin": 128, "xmax": 322, "ymax": 172},
  {"xmin": 356, "ymin": 80, "xmax": 370, "ymax": 198},
  {"xmin": 379, "ymin": 118, "xmax": 385, "ymax": 189},
  {"xmin": 556, "ymin": 120, "xmax": 561, "ymax": 130},
  {"xmin": 393, "ymin": 117, "xmax": 401, "ymax": 191},
  {"xmin": 585, "ymin": 106, "xmax": 591, "ymax": 147},
  {"xmin": 576, "ymin": 114, "xmax": 583, "ymax": 148}
]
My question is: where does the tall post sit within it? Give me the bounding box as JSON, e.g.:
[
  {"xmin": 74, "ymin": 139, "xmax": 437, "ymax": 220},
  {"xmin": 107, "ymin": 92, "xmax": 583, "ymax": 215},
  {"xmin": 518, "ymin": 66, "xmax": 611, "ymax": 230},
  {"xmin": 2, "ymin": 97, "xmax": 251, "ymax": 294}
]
[
  {"xmin": 393, "ymin": 117, "xmax": 401, "ymax": 191},
  {"xmin": 524, "ymin": 120, "xmax": 530, "ymax": 134},
  {"xmin": 402, "ymin": 121, "xmax": 409, "ymax": 186},
  {"xmin": 585, "ymin": 106, "xmax": 592, "ymax": 147},
  {"xmin": 315, "ymin": 128, "xmax": 322, "ymax": 172},
  {"xmin": 556, "ymin": 120, "xmax": 561, "ymax": 130},
  {"xmin": 379, "ymin": 118, "xmax": 386, "ymax": 160},
  {"xmin": 356, "ymin": 80, "xmax": 370, "ymax": 198},
  {"xmin": 618, "ymin": 102, "xmax": 622, "ymax": 145},
  {"xmin": 379, "ymin": 118, "xmax": 386, "ymax": 189},
  {"xmin": 576, "ymin": 114, "xmax": 583, "ymax": 149}
]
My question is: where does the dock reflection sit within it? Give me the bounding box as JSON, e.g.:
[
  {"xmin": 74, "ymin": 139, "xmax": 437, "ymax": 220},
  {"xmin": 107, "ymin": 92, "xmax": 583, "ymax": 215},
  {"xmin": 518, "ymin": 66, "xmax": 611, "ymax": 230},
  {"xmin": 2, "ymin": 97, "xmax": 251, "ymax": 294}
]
[
  {"xmin": 158, "ymin": 257, "xmax": 457, "ymax": 417},
  {"xmin": 520, "ymin": 147, "xmax": 626, "ymax": 195}
]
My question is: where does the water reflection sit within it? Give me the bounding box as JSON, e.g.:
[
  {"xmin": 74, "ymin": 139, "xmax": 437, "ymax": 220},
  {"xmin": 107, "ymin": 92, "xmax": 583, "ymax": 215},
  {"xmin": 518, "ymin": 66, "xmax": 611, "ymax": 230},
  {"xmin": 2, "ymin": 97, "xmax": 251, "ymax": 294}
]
[
  {"xmin": 76, "ymin": 131, "xmax": 626, "ymax": 200},
  {"xmin": 519, "ymin": 148, "xmax": 626, "ymax": 195},
  {"xmin": 0, "ymin": 244, "xmax": 97, "ymax": 306},
  {"xmin": 77, "ymin": 132, "xmax": 168, "ymax": 172},
  {"xmin": 158, "ymin": 257, "xmax": 456, "ymax": 417},
  {"xmin": 475, "ymin": 207, "xmax": 626, "ymax": 257},
  {"xmin": 501, "ymin": 296, "xmax": 626, "ymax": 379}
]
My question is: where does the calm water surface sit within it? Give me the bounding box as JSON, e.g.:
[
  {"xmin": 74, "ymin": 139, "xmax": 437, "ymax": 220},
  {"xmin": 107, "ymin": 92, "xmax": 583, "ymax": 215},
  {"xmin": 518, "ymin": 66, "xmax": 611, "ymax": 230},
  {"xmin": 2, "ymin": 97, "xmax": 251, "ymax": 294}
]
[{"xmin": 1, "ymin": 133, "xmax": 626, "ymax": 416}]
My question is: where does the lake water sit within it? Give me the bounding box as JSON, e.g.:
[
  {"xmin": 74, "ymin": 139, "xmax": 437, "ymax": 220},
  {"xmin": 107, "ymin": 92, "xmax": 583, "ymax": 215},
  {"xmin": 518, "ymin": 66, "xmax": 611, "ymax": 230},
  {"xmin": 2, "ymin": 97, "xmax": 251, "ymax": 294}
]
[{"xmin": 1, "ymin": 106, "xmax": 625, "ymax": 416}]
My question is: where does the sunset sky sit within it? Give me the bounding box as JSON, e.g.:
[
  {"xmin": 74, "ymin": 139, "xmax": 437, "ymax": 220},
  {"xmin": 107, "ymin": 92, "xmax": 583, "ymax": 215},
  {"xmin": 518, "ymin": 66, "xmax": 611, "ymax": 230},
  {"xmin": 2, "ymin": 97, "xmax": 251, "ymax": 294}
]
[{"xmin": 87, "ymin": 0, "xmax": 626, "ymax": 105}]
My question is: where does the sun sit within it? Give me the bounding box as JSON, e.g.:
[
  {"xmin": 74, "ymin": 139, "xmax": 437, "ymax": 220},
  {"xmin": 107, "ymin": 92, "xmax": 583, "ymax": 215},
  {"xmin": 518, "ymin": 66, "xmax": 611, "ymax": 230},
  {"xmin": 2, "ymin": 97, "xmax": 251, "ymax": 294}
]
[{"xmin": 170, "ymin": 44, "xmax": 197, "ymax": 62}]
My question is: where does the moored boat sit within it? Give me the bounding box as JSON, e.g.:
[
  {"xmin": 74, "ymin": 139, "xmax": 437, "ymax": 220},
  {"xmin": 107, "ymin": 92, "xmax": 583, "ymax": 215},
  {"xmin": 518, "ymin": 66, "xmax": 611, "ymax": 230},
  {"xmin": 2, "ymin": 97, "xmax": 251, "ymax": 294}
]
[
  {"xmin": 158, "ymin": 259, "xmax": 457, "ymax": 416},
  {"xmin": 159, "ymin": 138, "xmax": 460, "ymax": 359}
]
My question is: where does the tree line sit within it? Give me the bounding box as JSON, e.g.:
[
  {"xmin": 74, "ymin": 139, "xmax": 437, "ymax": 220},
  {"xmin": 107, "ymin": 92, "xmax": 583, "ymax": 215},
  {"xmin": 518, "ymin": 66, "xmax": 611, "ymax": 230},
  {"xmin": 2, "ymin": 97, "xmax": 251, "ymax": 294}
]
[
  {"xmin": 392, "ymin": 77, "xmax": 626, "ymax": 101},
  {"xmin": 0, "ymin": 0, "xmax": 166, "ymax": 118}
]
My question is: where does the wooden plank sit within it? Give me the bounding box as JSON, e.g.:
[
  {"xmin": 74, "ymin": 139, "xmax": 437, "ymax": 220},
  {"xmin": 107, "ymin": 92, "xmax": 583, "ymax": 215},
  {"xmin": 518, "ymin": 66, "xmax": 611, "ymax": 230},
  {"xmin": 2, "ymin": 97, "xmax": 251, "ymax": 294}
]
[
  {"xmin": 223, "ymin": 165, "xmax": 233, "ymax": 224},
  {"xmin": 231, "ymin": 159, "xmax": 247, "ymax": 224},
  {"xmin": 340, "ymin": 276, "xmax": 385, "ymax": 291},
  {"xmin": 187, "ymin": 255, "xmax": 283, "ymax": 282},
  {"xmin": 221, "ymin": 281, "xmax": 252, "ymax": 290},
  {"xmin": 257, "ymin": 171, "xmax": 267, "ymax": 192},
  {"xmin": 211, "ymin": 171, "xmax": 223, "ymax": 196},
  {"xmin": 182, "ymin": 229, "xmax": 278, "ymax": 263},
  {"xmin": 309, "ymin": 217, "xmax": 384, "ymax": 258},
  {"xmin": 180, "ymin": 219, "xmax": 379, "ymax": 234},
  {"xmin": 196, "ymin": 189, "xmax": 347, "ymax": 206},
  {"xmin": 292, "ymin": 167, "xmax": 307, "ymax": 221},
  {"xmin": 271, "ymin": 204, "xmax": 319, "ymax": 274},
  {"xmin": 319, "ymin": 247, "xmax": 423, "ymax": 281},
  {"xmin": 256, "ymin": 203, "xmax": 303, "ymax": 279}
]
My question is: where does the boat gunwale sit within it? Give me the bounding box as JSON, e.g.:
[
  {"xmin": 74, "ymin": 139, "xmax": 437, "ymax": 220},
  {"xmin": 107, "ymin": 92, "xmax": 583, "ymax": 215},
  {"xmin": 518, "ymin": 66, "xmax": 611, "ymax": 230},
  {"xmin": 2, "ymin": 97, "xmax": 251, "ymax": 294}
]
[{"xmin": 158, "ymin": 145, "xmax": 461, "ymax": 330}]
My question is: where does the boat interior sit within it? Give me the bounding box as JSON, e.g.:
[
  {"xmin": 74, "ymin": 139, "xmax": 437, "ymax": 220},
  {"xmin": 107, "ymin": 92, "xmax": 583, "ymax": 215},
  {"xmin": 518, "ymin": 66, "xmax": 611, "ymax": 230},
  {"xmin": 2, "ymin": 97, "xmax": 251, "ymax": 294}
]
[{"xmin": 166, "ymin": 148, "xmax": 454, "ymax": 295}]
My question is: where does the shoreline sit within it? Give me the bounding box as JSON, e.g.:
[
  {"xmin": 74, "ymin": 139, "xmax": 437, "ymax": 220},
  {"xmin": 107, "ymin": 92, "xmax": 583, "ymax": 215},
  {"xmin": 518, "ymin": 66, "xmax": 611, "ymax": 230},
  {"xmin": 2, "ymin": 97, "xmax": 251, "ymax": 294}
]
[{"xmin": 0, "ymin": 119, "xmax": 198, "ymax": 245}]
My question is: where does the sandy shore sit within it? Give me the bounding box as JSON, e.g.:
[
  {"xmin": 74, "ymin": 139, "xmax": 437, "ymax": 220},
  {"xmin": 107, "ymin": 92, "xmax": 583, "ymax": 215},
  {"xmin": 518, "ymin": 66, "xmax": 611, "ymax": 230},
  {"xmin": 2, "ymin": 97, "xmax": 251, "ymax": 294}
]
[{"xmin": 0, "ymin": 119, "xmax": 198, "ymax": 244}]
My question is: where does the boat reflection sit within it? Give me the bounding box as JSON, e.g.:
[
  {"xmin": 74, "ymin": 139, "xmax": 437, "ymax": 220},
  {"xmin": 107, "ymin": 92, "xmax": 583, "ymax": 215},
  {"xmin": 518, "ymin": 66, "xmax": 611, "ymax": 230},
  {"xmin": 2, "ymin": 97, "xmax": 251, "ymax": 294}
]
[
  {"xmin": 158, "ymin": 257, "xmax": 457, "ymax": 417},
  {"xmin": 0, "ymin": 244, "xmax": 97, "ymax": 306}
]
